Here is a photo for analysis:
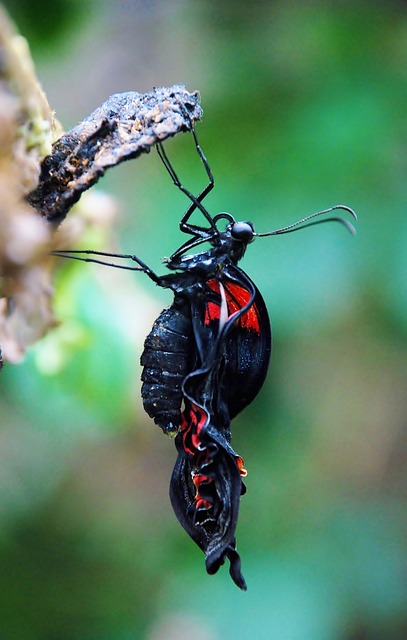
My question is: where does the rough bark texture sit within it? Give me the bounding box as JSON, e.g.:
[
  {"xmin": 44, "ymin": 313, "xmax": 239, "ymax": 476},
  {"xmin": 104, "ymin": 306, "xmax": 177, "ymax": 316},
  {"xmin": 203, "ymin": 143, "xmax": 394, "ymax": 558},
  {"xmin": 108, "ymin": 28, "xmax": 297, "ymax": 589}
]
[{"xmin": 27, "ymin": 85, "xmax": 202, "ymax": 225}]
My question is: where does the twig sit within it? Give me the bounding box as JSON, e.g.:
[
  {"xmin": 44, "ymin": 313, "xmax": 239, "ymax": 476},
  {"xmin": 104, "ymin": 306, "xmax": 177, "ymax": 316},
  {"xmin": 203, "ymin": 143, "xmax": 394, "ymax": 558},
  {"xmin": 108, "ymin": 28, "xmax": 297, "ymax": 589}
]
[{"xmin": 27, "ymin": 84, "xmax": 203, "ymax": 225}]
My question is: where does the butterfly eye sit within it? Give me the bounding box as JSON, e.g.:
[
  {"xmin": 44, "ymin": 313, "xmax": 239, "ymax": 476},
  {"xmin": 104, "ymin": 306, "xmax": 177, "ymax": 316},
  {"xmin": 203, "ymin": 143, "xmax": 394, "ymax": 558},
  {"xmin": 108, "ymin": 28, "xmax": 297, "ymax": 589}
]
[{"xmin": 231, "ymin": 221, "xmax": 255, "ymax": 242}]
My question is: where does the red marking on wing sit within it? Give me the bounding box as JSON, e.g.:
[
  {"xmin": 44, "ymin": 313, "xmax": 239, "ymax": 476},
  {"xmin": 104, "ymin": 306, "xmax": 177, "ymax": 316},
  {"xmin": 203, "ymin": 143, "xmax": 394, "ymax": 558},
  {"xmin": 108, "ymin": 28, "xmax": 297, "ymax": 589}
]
[
  {"xmin": 180, "ymin": 402, "xmax": 207, "ymax": 456},
  {"xmin": 179, "ymin": 399, "xmax": 247, "ymax": 515},
  {"xmin": 205, "ymin": 300, "xmax": 221, "ymax": 323},
  {"xmin": 204, "ymin": 278, "xmax": 260, "ymax": 334},
  {"xmin": 236, "ymin": 456, "xmax": 247, "ymax": 477},
  {"xmin": 225, "ymin": 281, "xmax": 260, "ymax": 333},
  {"xmin": 193, "ymin": 473, "xmax": 213, "ymax": 510},
  {"xmin": 204, "ymin": 280, "xmax": 221, "ymax": 323}
]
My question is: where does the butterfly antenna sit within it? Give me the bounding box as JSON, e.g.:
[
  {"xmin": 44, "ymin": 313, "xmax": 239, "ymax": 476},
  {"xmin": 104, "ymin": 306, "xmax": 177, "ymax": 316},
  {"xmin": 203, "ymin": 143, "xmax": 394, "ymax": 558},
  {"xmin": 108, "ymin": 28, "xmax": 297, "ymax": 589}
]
[{"xmin": 255, "ymin": 205, "xmax": 357, "ymax": 237}]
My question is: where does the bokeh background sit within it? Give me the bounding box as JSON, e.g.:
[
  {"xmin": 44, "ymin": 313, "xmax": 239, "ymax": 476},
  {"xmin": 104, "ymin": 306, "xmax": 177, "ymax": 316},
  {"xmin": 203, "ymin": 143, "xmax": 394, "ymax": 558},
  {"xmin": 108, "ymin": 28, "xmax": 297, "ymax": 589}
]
[{"xmin": 1, "ymin": 1, "xmax": 407, "ymax": 638}]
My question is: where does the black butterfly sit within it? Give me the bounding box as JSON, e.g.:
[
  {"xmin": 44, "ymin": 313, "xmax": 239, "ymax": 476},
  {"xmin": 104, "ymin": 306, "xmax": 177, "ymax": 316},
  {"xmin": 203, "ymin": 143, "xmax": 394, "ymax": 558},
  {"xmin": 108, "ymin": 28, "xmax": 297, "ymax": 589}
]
[{"xmin": 53, "ymin": 119, "xmax": 356, "ymax": 589}]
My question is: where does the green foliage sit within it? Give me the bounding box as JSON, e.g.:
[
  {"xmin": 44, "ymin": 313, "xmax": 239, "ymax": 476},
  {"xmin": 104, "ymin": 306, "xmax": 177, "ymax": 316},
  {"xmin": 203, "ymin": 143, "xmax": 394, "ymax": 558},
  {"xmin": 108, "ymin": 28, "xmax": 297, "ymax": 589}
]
[{"xmin": 2, "ymin": 0, "xmax": 92, "ymax": 51}]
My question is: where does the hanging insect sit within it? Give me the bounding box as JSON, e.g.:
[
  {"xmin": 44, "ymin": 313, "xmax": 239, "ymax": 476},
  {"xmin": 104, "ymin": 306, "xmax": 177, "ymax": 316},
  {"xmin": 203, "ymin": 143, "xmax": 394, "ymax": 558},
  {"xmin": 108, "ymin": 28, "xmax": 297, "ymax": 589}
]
[{"xmin": 53, "ymin": 118, "xmax": 357, "ymax": 590}]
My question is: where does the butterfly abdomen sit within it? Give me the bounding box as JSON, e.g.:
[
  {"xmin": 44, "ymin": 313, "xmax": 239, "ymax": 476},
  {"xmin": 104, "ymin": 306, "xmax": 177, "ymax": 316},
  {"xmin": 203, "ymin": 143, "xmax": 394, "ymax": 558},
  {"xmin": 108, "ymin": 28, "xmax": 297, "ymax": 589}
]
[{"xmin": 140, "ymin": 305, "xmax": 192, "ymax": 434}]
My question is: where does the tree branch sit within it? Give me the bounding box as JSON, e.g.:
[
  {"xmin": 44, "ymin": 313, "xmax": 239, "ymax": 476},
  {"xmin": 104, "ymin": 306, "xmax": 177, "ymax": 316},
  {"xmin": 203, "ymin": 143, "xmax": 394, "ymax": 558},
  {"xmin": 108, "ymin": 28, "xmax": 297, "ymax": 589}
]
[{"xmin": 27, "ymin": 85, "xmax": 203, "ymax": 225}]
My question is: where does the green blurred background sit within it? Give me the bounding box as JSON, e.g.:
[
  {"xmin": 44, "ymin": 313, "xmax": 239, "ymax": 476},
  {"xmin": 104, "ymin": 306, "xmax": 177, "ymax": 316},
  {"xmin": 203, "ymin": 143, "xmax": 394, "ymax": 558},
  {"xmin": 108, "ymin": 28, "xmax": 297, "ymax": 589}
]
[{"xmin": 1, "ymin": 0, "xmax": 407, "ymax": 638}]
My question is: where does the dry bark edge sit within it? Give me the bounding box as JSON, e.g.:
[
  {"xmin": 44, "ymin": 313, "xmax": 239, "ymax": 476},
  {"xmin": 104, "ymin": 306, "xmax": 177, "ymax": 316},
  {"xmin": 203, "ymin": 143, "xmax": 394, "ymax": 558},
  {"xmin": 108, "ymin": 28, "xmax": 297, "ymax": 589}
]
[{"xmin": 27, "ymin": 84, "xmax": 203, "ymax": 225}]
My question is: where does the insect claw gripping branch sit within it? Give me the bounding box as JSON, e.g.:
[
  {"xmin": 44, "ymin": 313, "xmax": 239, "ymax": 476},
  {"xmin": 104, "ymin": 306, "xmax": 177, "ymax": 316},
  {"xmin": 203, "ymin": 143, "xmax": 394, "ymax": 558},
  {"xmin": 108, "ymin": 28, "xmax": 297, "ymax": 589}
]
[{"xmin": 51, "ymin": 88, "xmax": 357, "ymax": 589}]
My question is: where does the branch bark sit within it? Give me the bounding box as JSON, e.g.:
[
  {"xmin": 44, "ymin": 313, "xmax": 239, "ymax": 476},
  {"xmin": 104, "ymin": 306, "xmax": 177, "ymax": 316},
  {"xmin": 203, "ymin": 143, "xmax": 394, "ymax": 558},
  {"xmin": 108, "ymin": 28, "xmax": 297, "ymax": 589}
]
[{"xmin": 27, "ymin": 85, "xmax": 203, "ymax": 225}]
